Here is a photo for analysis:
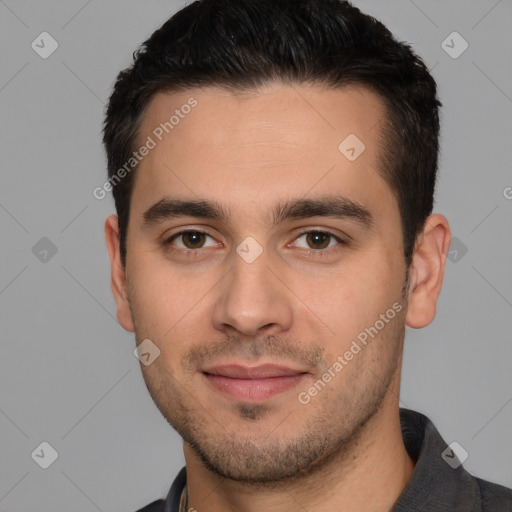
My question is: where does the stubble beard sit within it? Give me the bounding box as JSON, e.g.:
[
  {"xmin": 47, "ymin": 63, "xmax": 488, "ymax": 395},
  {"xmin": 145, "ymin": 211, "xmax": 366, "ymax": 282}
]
[{"xmin": 137, "ymin": 315, "xmax": 406, "ymax": 486}]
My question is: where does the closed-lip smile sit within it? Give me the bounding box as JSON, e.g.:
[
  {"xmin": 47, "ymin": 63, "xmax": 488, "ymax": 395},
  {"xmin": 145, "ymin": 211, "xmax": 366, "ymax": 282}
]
[{"xmin": 202, "ymin": 363, "xmax": 309, "ymax": 402}]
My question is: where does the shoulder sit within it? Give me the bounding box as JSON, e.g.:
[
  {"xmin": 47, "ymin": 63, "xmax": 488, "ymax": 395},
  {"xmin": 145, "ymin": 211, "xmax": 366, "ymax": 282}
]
[
  {"xmin": 135, "ymin": 499, "xmax": 165, "ymax": 512},
  {"xmin": 476, "ymin": 477, "xmax": 512, "ymax": 511}
]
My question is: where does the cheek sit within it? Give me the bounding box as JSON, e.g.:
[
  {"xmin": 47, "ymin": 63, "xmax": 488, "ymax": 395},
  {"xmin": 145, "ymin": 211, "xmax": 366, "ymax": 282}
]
[
  {"xmin": 127, "ymin": 257, "xmax": 216, "ymax": 339},
  {"xmin": 299, "ymin": 258, "xmax": 402, "ymax": 351}
]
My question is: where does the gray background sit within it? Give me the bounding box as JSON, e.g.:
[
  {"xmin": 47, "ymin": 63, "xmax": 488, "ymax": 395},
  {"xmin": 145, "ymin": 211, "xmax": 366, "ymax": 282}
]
[{"xmin": 0, "ymin": 0, "xmax": 511, "ymax": 510}]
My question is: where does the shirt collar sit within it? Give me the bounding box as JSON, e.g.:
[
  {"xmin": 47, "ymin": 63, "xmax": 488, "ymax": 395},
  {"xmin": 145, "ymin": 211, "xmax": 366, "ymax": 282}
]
[
  {"xmin": 163, "ymin": 466, "xmax": 186, "ymax": 512},
  {"xmin": 391, "ymin": 409, "xmax": 481, "ymax": 511}
]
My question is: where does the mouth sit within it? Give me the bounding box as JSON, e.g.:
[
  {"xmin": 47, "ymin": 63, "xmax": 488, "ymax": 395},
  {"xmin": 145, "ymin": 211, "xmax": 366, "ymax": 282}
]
[{"xmin": 202, "ymin": 363, "xmax": 309, "ymax": 402}]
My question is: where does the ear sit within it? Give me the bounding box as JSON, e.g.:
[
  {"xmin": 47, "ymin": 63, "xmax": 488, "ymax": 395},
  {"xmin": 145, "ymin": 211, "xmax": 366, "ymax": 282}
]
[
  {"xmin": 105, "ymin": 215, "xmax": 135, "ymax": 332},
  {"xmin": 406, "ymin": 214, "xmax": 451, "ymax": 329}
]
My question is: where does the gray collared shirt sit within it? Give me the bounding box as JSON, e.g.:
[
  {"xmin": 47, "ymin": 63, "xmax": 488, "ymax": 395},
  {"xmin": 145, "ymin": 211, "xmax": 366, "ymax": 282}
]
[{"xmin": 137, "ymin": 409, "xmax": 512, "ymax": 511}]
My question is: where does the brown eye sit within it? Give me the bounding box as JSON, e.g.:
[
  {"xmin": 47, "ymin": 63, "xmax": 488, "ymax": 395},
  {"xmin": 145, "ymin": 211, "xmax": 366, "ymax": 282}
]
[
  {"xmin": 181, "ymin": 231, "xmax": 207, "ymax": 249},
  {"xmin": 305, "ymin": 231, "xmax": 331, "ymax": 249},
  {"xmin": 291, "ymin": 230, "xmax": 346, "ymax": 254},
  {"xmin": 165, "ymin": 230, "xmax": 218, "ymax": 251}
]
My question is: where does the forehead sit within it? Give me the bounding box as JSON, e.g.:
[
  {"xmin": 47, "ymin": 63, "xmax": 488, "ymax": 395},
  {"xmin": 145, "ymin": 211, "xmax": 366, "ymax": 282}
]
[{"xmin": 132, "ymin": 83, "xmax": 395, "ymax": 222}]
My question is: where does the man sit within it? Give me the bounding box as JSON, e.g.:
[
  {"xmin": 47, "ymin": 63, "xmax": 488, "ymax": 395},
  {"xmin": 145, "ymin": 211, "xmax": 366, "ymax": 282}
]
[{"xmin": 102, "ymin": 0, "xmax": 512, "ymax": 510}]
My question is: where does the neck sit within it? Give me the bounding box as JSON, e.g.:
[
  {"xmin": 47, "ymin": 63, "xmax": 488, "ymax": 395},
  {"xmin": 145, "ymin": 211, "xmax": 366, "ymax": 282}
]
[{"xmin": 183, "ymin": 393, "xmax": 414, "ymax": 512}]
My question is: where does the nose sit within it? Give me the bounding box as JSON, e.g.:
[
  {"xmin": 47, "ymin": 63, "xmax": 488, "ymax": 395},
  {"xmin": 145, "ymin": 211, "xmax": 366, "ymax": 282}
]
[{"xmin": 211, "ymin": 248, "xmax": 294, "ymax": 338}]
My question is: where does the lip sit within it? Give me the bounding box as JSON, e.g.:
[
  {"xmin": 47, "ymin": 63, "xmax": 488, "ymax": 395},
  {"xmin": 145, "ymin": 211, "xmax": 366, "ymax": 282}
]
[
  {"xmin": 204, "ymin": 363, "xmax": 306, "ymax": 379},
  {"xmin": 202, "ymin": 364, "xmax": 308, "ymax": 402}
]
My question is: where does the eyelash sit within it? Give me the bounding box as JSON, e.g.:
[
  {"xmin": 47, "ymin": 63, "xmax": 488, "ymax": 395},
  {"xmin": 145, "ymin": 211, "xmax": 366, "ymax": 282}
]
[{"xmin": 162, "ymin": 229, "xmax": 348, "ymax": 257}]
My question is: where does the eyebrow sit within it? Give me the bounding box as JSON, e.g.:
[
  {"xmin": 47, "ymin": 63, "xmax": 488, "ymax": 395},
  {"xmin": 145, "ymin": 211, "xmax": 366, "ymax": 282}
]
[{"xmin": 142, "ymin": 196, "xmax": 373, "ymax": 229}]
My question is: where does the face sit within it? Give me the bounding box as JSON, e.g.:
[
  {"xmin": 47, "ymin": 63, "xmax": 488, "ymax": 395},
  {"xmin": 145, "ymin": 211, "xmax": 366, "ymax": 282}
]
[{"xmin": 110, "ymin": 83, "xmax": 413, "ymax": 482}]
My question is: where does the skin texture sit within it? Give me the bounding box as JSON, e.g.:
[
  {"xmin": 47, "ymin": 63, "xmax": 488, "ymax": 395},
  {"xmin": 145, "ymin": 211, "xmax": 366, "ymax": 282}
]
[{"xmin": 105, "ymin": 83, "xmax": 451, "ymax": 512}]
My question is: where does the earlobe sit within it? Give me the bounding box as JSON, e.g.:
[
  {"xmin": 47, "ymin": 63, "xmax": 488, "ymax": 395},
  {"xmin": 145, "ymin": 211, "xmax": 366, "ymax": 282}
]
[
  {"xmin": 405, "ymin": 214, "xmax": 451, "ymax": 329},
  {"xmin": 104, "ymin": 215, "xmax": 135, "ymax": 332}
]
